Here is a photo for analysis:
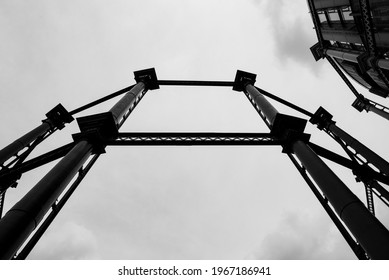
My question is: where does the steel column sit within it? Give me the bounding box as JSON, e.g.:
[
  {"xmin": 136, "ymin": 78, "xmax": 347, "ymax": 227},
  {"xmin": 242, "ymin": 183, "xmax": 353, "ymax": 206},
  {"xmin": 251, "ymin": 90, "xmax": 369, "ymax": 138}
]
[
  {"xmin": 365, "ymin": 104, "xmax": 389, "ymax": 120},
  {"xmin": 245, "ymin": 84, "xmax": 278, "ymax": 127},
  {"xmin": 327, "ymin": 123, "xmax": 389, "ymax": 175},
  {"xmin": 109, "ymin": 82, "xmax": 146, "ymax": 127},
  {"xmin": 0, "ymin": 122, "xmax": 52, "ymax": 166},
  {"xmin": 0, "ymin": 140, "xmax": 93, "ymax": 259},
  {"xmin": 293, "ymin": 141, "xmax": 389, "ymax": 259},
  {"xmin": 243, "ymin": 81, "xmax": 389, "ymax": 259},
  {"xmin": 0, "ymin": 81, "xmax": 148, "ymax": 259},
  {"xmin": 287, "ymin": 153, "xmax": 368, "ymax": 259},
  {"xmin": 14, "ymin": 154, "xmax": 101, "ymax": 260}
]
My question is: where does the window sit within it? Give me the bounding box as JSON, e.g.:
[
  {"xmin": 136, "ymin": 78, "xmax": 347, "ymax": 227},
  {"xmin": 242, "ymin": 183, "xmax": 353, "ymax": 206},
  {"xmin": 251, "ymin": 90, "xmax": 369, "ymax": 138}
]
[
  {"xmin": 317, "ymin": 10, "xmax": 327, "ymax": 23},
  {"xmin": 339, "ymin": 42, "xmax": 353, "ymax": 49},
  {"xmin": 341, "ymin": 6, "xmax": 354, "ymax": 21},
  {"xmin": 328, "ymin": 9, "xmax": 340, "ymax": 21},
  {"xmin": 317, "ymin": 6, "xmax": 354, "ymax": 26}
]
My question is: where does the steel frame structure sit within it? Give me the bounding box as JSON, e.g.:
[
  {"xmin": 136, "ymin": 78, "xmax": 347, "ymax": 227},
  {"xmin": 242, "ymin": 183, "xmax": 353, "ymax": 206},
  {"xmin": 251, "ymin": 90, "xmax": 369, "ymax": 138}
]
[{"xmin": 0, "ymin": 68, "xmax": 389, "ymax": 260}]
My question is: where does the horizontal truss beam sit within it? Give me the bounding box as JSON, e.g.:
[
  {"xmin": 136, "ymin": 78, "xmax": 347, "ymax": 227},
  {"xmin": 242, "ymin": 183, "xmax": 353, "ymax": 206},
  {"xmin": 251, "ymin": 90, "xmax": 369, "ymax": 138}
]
[
  {"xmin": 158, "ymin": 80, "xmax": 234, "ymax": 87},
  {"xmin": 107, "ymin": 132, "xmax": 283, "ymax": 146},
  {"xmin": 2, "ymin": 134, "xmax": 387, "ymax": 187}
]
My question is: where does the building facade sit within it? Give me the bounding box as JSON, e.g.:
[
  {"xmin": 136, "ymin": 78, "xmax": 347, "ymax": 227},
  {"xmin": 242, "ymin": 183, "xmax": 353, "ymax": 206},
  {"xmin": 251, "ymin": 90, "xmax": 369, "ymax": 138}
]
[{"xmin": 308, "ymin": 0, "xmax": 389, "ymax": 99}]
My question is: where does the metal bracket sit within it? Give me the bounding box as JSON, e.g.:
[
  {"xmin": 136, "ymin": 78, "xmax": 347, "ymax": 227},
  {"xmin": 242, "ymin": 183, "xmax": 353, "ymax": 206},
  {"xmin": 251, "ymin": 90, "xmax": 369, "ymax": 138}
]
[
  {"xmin": 233, "ymin": 70, "xmax": 256, "ymax": 92},
  {"xmin": 45, "ymin": 103, "xmax": 74, "ymax": 130},
  {"xmin": 310, "ymin": 107, "xmax": 335, "ymax": 130},
  {"xmin": 134, "ymin": 68, "xmax": 159, "ymax": 90},
  {"xmin": 72, "ymin": 112, "xmax": 118, "ymax": 154}
]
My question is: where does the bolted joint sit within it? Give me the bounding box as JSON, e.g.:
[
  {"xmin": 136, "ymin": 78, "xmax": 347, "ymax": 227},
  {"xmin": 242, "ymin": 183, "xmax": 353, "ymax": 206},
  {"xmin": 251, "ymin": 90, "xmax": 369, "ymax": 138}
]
[
  {"xmin": 309, "ymin": 107, "xmax": 335, "ymax": 130},
  {"xmin": 352, "ymin": 164, "xmax": 379, "ymax": 184},
  {"xmin": 0, "ymin": 180, "xmax": 19, "ymax": 190},
  {"xmin": 310, "ymin": 42, "xmax": 328, "ymax": 61},
  {"xmin": 233, "ymin": 70, "xmax": 257, "ymax": 92},
  {"xmin": 134, "ymin": 68, "xmax": 159, "ymax": 90},
  {"xmin": 280, "ymin": 129, "xmax": 311, "ymax": 154},
  {"xmin": 44, "ymin": 104, "xmax": 74, "ymax": 130},
  {"xmin": 72, "ymin": 130, "xmax": 107, "ymax": 154},
  {"xmin": 352, "ymin": 96, "xmax": 369, "ymax": 112},
  {"xmin": 270, "ymin": 114, "xmax": 310, "ymax": 153},
  {"xmin": 0, "ymin": 170, "xmax": 21, "ymax": 190},
  {"xmin": 72, "ymin": 112, "xmax": 119, "ymax": 154},
  {"xmin": 271, "ymin": 113, "xmax": 307, "ymax": 136}
]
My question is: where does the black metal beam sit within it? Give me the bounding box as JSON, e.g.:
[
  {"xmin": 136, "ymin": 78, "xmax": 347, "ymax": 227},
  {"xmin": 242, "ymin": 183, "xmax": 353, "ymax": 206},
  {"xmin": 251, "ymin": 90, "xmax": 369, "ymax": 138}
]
[
  {"xmin": 106, "ymin": 132, "xmax": 283, "ymax": 146},
  {"xmin": 254, "ymin": 86, "xmax": 314, "ymax": 118},
  {"xmin": 308, "ymin": 142, "xmax": 354, "ymax": 169},
  {"xmin": 0, "ymin": 143, "xmax": 75, "ymax": 189},
  {"xmin": 158, "ymin": 80, "xmax": 234, "ymax": 87},
  {"xmin": 69, "ymin": 85, "xmax": 135, "ymax": 115}
]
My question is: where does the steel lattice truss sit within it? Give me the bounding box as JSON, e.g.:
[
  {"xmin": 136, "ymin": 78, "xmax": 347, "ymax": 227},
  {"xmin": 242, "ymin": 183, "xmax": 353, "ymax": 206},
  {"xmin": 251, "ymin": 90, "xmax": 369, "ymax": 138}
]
[
  {"xmin": 109, "ymin": 132, "xmax": 282, "ymax": 146},
  {"xmin": 0, "ymin": 68, "xmax": 389, "ymax": 260}
]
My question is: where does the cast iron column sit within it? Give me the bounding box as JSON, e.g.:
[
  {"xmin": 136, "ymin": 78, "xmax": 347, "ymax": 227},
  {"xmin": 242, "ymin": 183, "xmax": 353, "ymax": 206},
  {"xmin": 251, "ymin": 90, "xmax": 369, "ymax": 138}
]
[
  {"xmin": 0, "ymin": 81, "xmax": 146, "ymax": 259},
  {"xmin": 0, "ymin": 104, "xmax": 73, "ymax": 167},
  {"xmin": 0, "ymin": 122, "xmax": 52, "ymax": 166},
  {"xmin": 236, "ymin": 70, "xmax": 389, "ymax": 259},
  {"xmin": 310, "ymin": 107, "xmax": 389, "ymax": 175}
]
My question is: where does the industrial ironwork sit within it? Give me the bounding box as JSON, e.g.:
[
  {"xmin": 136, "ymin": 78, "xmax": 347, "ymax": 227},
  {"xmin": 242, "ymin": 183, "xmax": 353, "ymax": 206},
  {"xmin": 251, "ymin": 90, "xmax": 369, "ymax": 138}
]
[{"xmin": 0, "ymin": 68, "xmax": 389, "ymax": 260}]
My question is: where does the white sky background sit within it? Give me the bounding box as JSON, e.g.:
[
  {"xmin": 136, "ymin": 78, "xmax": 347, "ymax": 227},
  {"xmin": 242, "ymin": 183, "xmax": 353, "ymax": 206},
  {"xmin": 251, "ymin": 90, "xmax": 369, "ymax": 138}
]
[{"xmin": 0, "ymin": 0, "xmax": 389, "ymax": 259}]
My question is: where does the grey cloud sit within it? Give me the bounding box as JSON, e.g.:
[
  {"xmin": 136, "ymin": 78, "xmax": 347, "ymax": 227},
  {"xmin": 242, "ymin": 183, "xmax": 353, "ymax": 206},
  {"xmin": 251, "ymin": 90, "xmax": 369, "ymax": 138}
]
[
  {"xmin": 249, "ymin": 212, "xmax": 356, "ymax": 259},
  {"xmin": 28, "ymin": 221, "xmax": 100, "ymax": 260},
  {"xmin": 254, "ymin": 0, "xmax": 322, "ymax": 72}
]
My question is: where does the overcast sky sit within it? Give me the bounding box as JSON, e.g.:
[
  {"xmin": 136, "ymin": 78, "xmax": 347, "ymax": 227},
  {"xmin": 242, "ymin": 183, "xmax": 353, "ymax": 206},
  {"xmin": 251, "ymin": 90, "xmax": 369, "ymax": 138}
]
[{"xmin": 1, "ymin": 0, "xmax": 389, "ymax": 260}]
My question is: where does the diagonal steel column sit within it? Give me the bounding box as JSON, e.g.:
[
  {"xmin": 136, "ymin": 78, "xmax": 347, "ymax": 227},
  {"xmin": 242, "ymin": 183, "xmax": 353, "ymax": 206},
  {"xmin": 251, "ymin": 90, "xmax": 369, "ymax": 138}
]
[
  {"xmin": 0, "ymin": 141, "xmax": 93, "ymax": 259},
  {"xmin": 292, "ymin": 140, "xmax": 389, "ymax": 259},
  {"xmin": 0, "ymin": 78, "xmax": 147, "ymax": 259},
  {"xmin": 235, "ymin": 70, "xmax": 389, "ymax": 259},
  {"xmin": 0, "ymin": 104, "xmax": 73, "ymax": 167},
  {"xmin": 109, "ymin": 82, "xmax": 146, "ymax": 128},
  {"xmin": 0, "ymin": 122, "xmax": 52, "ymax": 167},
  {"xmin": 310, "ymin": 107, "xmax": 389, "ymax": 175}
]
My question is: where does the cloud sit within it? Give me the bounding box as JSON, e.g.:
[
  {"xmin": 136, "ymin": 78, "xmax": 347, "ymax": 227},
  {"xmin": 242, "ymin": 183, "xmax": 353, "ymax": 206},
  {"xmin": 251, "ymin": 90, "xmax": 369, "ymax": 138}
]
[
  {"xmin": 252, "ymin": 0, "xmax": 322, "ymax": 72},
  {"xmin": 247, "ymin": 211, "xmax": 356, "ymax": 259},
  {"xmin": 28, "ymin": 221, "xmax": 100, "ymax": 260}
]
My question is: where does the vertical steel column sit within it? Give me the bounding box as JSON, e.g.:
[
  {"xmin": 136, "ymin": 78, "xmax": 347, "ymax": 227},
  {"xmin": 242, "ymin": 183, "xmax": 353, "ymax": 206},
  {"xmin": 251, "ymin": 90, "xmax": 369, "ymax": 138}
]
[
  {"xmin": 0, "ymin": 81, "xmax": 146, "ymax": 260},
  {"xmin": 243, "ymin": 80, "xmax": 389, "ymax": 259}
]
